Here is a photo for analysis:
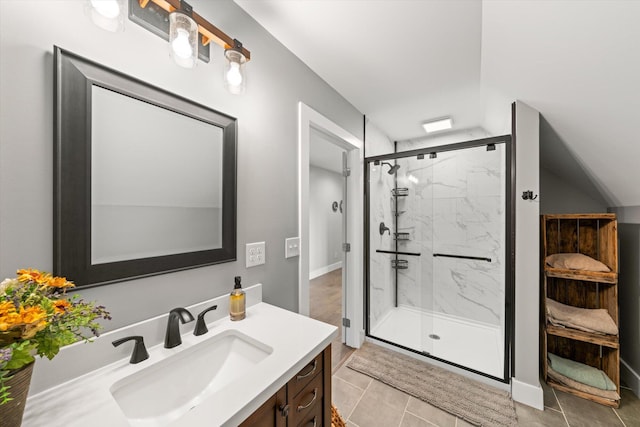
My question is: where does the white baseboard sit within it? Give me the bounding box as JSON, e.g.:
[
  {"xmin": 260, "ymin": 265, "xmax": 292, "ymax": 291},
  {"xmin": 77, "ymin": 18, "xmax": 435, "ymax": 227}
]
[
  {"xmin": 621, "ymin": 358, "xmax": 640, "ymax": 398},
  {"xmin": 309, "ymin": 261, "xmax": 342, "ymax": 280},
  {"xmin": 512, "ymin": 378, "xmax": 544, "ymax": 410}
]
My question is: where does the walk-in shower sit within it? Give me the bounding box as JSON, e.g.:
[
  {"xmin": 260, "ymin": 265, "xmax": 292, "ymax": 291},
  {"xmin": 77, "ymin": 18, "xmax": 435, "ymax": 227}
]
[{"xmin": 365, "ymin": 136, "xmax": 513, "ymax": 381}]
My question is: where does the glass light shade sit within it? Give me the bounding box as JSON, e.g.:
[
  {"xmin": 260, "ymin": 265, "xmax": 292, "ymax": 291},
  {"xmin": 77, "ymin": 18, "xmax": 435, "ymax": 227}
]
[
  {"xmin": 86, "ymin": 0, "xmax": 124, "ymax": 32},
  {"xmin": 224, "ymin": 49, "xmax": 247, "ymax": 95},
  {"xmin": 169, "ymin": 11, "xmax": 198, "ymax": 68}
]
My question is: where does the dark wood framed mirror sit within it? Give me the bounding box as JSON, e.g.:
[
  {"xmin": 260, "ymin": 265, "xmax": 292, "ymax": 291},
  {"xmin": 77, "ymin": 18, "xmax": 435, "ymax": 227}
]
[{"xmin": 54, "ymin": 46, "xmax": 236, "ymax": 288}]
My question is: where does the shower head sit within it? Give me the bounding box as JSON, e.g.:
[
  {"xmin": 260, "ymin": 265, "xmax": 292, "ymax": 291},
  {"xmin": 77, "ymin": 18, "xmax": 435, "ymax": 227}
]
[{"xmin": 381, "ymin": 162, "xmax": 401, "ymax": 174}]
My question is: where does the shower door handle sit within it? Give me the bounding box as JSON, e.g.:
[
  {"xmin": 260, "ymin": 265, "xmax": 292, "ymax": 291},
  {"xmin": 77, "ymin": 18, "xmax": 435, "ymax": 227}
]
[{"xmin": 433, "ymin": 253, "xmax": 492, "ymax": 262}]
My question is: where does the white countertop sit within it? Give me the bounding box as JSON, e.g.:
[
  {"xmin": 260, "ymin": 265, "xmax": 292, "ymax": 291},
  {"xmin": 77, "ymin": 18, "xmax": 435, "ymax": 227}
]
[{"xmin": 22, "ymin": 302, "xmax": 337, "ymax": 427}]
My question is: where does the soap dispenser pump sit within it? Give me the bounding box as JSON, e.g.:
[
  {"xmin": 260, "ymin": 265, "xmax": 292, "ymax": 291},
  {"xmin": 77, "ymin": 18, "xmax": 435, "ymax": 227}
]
[{"xmin": 230, "ymin": 276, "xmax": 246, "ymax": 321}]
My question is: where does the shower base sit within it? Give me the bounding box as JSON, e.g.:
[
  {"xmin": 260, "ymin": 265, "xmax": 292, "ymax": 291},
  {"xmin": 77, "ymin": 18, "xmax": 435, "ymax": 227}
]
[{"xmin": 370, "ymin": 305, "xmax": 504, "ymax": 379}]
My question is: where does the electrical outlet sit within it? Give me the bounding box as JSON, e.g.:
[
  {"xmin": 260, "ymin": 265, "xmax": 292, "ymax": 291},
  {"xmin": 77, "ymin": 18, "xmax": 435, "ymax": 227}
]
[
  {"xmin": 246, "ymin": 242, "xmax": 266, "ymax": 268},
  {"xmin": 285, "ymin": 237, "xmax": 300, "ymax": 258}
]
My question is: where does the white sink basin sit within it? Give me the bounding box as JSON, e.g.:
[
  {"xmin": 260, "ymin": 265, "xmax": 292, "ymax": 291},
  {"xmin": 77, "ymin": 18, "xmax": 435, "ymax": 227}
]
[{"xmin": 110, "ymin": 329, "xmax": 273, "ymax": 426}]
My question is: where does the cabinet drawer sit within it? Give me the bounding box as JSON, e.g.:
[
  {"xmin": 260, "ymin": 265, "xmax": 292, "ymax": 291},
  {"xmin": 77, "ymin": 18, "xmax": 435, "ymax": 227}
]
[
  {"xmin": 295, "ymin": 395, "xmax": 323, "ymax": 427},
  {"xmin": 288, "ymin": 352, "xmax": 323, "ymax": 398},
  {"xmin": 289, "ymin": 372, "xmax": 324, "ymax": 426}
]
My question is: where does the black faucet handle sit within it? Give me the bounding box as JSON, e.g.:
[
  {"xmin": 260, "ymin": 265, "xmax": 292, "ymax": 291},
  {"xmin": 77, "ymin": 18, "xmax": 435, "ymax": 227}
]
[
  {"xmin": 112, "ymin": 335, "xmax": 149, "ymax": 364},
  {"xmin": 194, "ymin": 305, "xmax": 218, "ymax": 336}
]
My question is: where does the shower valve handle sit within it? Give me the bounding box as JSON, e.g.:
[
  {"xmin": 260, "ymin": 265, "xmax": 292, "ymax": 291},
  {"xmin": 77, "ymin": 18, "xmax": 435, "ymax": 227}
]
[{"xmin": 379, "ymin": 222, "xmax": 391, "ymax": 235}]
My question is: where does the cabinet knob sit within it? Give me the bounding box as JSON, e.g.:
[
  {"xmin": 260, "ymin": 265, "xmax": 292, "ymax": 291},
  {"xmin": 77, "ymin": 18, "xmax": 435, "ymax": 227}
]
[{"xmin": 279, "ymin": 403, "xmax": 290, "ymax": 418}]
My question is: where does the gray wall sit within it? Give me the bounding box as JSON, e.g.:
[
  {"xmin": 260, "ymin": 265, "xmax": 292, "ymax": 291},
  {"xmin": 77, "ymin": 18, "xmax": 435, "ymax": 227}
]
[
  {"xmin": 540, "ymin": 168, "xmax": 608, "ymax": 214},
  {"xmin": 309, "ymin": 166, "xmax": 343, "ymax": 276},
  {"xmin": 609, "ymin": 206, "xmax": 640, "ymax": 394},
  {"xmin": 0, "ymin": 0, "xmax": 363, "ymax": 331}
]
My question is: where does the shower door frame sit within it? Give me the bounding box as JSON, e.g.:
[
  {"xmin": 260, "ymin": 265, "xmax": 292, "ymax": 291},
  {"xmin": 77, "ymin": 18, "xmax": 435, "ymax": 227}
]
[{"xmin": 364, "ymin": 134, "xmax": 515, "ymax": 383}]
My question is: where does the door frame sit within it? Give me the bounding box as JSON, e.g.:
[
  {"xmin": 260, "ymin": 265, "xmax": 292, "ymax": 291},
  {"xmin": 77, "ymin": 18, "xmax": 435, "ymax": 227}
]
[{"xmin": 298, "ymin": 102, "xmax": 364, "ymax": 348}]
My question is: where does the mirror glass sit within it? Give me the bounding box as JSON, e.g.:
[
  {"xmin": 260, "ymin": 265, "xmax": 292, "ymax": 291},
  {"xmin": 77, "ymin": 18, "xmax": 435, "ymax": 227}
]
[
  {"xmin": 91, "ymin": 86, "xmax": 223, "ymax": 264},
  {"xmin": 54, "ymin": 47, "xmax": 237, "ymax": 288}
]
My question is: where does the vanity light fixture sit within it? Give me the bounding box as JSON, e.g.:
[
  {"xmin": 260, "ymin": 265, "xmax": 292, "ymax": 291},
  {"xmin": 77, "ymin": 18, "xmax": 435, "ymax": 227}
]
[
  {"xmin": 86, "ymin": 0, "xmax": 125, "ymax": 32},
  {"xmin": 429, "ymin": 152, "xmax": 437, "ymax": 159},
  {"xmin": 224, "ymin": 39, "xmax": 247, "ymax": 94},
  {"xmin": 168, "ymin": 3, "xmax": 198, "ymax": 68},
  {"xmin": 127, "ymin": 0, "xmax": 251, "ymax": 92},
  {"xmin": 422, "ymin": 117, "xmax": 453, "ymax": 133}
]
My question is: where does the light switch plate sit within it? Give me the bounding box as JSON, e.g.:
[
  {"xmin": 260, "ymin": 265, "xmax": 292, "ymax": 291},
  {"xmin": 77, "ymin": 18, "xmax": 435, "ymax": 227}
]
[
  {"xmin": 285, "ymin": 237, "xmax": 300, "ymax": 258},
  {"xmin": 246, "ymin": 242, "xmax": 266, "ymax": 268}
]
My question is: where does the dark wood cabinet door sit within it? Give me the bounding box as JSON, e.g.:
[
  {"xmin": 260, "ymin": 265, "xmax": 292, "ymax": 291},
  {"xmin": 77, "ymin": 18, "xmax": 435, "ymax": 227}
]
[{"xmin": 239, "ymin": 386, "xmax": 287, "ymax": 427}]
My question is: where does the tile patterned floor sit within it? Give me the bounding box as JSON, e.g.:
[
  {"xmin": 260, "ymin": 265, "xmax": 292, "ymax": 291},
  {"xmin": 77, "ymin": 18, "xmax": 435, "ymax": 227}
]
[
  {"xmin": 331, "ymin": 366, "xmax": 640, "ymax": 427},
  {"xmin": 309, "ymin": 270, "xmax": 640, "ymax": 426}
]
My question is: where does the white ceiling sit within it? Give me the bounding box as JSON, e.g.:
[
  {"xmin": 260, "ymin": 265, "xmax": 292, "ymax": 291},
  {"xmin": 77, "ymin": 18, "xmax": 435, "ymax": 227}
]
[{"xmin": 235, "ymin": 0, "xmax": 640, "ymax": 207}]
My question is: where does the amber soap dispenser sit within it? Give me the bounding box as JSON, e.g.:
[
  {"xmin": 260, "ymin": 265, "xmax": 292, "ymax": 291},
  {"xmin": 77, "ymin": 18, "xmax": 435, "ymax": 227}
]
[{"xmin": 230, "ymin": 276, "xmax": 246, "ymax": 321}]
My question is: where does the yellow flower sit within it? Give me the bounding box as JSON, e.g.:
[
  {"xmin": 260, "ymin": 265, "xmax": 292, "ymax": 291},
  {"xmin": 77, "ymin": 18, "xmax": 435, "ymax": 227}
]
[
  {"xmin": 16, "ymin": 268, "xmax": 51, "ymax": 284},
  {"xmin": 0, "ymin": 301, "xmax": 20, "ymax": 331},
  {"xmin": 53, "ymin": 299, "xmax": 71, "ymax": 314},
  {"xmin": 45, "ymin": 276, "xmax": 75, "ymax": 289},
  {"xmin": 19, "ymin": 306, "xmax": 47, "ymax": 324},
  {"xmin": 0, "ymin": 303, "xmax": 47, "ymax": 332}
]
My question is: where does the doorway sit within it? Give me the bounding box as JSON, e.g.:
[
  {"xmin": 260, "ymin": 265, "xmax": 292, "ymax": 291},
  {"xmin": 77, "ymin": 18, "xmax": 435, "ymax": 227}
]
[{"xmin": 298, "ymin": 103, "xmax": 364, "ymax": 360}]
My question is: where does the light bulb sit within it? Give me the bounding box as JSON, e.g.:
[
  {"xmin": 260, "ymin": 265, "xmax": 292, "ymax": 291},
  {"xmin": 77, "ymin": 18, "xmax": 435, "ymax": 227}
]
[
  {"xmin": 226, "ymin": 62, "xmax": 243, "ymax": 87},
  {"xmin": 171, "ymin": 28, "xmax": 193, "ymax": 59},
  {"xmin": 90, "ymin": 0, "xmax": 120, "ymax": 19}
]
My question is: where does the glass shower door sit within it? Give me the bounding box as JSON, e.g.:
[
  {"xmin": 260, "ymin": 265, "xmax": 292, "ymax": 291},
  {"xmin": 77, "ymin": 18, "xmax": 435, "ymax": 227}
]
[
  {"xmin": 426, "ymin": 144, "xmax": 507, "ymax": 378},
  {"xmin": 367, "ymin": 157, "xmax": 433, "ymax": 353},
  {"xmin": 366, "ymin": 137, "xmax": 510, "ymax": 381}
]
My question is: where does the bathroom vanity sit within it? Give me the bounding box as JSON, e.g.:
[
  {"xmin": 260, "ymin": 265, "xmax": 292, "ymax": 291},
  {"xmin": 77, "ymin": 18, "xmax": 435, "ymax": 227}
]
[
  {"xmin": 22, "ymin": 285, "xmax": 337, "ymax": 426},
  {"xmin": 240, "ymin": 346, "xmax": 330, "ymax": 427}
]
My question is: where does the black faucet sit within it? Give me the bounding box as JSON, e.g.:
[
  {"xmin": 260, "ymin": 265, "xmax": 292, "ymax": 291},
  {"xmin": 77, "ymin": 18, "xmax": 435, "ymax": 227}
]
[
  {"xmin": 112, "ymin": 336, "xmax": 149, "ymax": 364},
  {"xmin": 164, "ymin": 307, "xmax": 194, "ymax": 348},
  {"xmin": 194, "ymin": 305, "xmax": 218, "ymax": 336}
]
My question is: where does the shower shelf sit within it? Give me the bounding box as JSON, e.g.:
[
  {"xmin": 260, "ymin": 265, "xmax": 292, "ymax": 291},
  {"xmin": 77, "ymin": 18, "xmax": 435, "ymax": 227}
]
[
  {"xmin": 392, "ymin": 210, "xmax": 406, "ymax": 216},
  {"xmin": 391, "ymin": 188, "xmax": 409, "ymax": 196},
  {"xmin": 391, "ymin": 259, "xmax": 408, "ymax": 269},
  {"xmin": 393, "ymin": 232, "xmax": 410, "ymax": 241}
]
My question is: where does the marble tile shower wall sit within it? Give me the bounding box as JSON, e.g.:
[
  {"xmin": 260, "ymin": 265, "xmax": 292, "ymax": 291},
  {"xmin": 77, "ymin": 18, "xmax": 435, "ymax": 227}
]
[
  {"xmin": 368, "ymin": 165, "xmax": 396, "ymax": 329},
  {"xmin": 393, "ymin": 145, "xmax": 507, "ymax": 327}
]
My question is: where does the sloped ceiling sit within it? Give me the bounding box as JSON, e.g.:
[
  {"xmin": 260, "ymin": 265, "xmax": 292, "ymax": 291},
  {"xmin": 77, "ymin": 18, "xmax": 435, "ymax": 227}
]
[{"xmin": 235, "ymin": 0, "xmax": 640, "ymax": 207}]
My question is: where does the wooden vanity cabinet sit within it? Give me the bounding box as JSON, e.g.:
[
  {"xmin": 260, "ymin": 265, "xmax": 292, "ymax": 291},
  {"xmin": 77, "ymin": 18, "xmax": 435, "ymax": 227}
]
[
  {"xmin": 240, "ymin": 344, "xmax": 331, "ymax": 427},
  {"xmin": 239, "ymin": 385, "xmax": 287, "ymax": 427}
]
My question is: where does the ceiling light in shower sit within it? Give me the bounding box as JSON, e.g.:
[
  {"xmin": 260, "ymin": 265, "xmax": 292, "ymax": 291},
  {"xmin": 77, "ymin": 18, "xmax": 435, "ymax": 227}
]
[{"xmin": 422, "ymin": 117, "xmax": 452, "ymax": 133}]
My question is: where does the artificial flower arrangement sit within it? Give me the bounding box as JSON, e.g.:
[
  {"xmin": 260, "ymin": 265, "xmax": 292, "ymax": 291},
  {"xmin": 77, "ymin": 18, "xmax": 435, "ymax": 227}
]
[{"xmin": 0, "ymin": 269, "xmax": 110, "ymax": 404}]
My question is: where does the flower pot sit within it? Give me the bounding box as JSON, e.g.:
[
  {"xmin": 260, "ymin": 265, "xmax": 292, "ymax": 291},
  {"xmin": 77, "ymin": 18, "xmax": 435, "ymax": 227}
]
[{"xmin": 0, "ymin": 362, "xmax": 34, "ymax": 427}]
